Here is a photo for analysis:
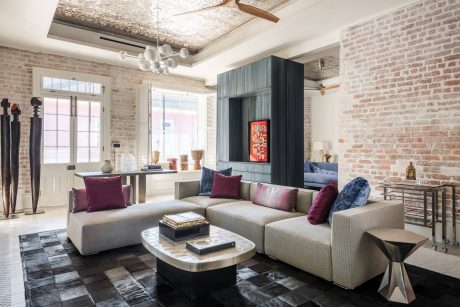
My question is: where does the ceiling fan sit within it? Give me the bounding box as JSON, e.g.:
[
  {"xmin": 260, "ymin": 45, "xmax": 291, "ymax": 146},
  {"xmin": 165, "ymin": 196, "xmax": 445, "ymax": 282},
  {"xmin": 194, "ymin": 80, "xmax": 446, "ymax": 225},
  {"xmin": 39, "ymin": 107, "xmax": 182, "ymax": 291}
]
[
  {"xmin": 174, "ymin": 0, "xmax": 280, "ymax": 23},
  {"xmin": 304, "ymin": 59, "xmax": 340, "ymax": 95}
]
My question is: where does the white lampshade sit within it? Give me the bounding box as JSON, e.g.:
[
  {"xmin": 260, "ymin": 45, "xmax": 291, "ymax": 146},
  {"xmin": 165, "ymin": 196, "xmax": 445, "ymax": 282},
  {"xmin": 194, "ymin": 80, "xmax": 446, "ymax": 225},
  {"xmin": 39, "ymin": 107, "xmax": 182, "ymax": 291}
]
[{"xmin": 313, "ymin": 141, "xmax": 329, "ymax": 151}]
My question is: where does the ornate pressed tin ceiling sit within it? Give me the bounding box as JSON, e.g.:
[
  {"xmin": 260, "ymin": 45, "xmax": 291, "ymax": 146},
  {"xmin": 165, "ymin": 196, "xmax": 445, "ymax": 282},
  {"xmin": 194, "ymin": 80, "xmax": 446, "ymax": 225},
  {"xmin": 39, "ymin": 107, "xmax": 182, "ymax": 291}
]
[
  {"xmin": 303, "ymin": 56, "xmax": 340, "ymax": 81},
  {"xmin": 53, "ymin": 0, "xmax": 293, "ymax": 53}
]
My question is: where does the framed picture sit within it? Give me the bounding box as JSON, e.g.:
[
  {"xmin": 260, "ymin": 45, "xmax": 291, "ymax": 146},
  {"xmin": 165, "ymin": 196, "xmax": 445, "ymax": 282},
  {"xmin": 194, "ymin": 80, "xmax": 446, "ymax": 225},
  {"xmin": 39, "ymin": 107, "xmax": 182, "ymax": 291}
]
[{"xmin": 248, "ymin": 120, "xmax": 270, "ymax": 163}]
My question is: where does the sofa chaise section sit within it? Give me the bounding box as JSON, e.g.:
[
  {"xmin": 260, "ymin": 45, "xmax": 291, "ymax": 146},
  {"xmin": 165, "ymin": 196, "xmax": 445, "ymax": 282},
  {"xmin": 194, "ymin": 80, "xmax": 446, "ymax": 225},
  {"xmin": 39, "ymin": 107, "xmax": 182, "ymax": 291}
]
[
  {"xmin": 265, "ymin": 217, "xmax": 333, "ymax": 281},
  {"xmin": 206, "ymin": 201, "xmax": 303, "ymax": 252},
  {"xmin": 67, "ymin": 197, "xmax": 204, "ymax": 255}
]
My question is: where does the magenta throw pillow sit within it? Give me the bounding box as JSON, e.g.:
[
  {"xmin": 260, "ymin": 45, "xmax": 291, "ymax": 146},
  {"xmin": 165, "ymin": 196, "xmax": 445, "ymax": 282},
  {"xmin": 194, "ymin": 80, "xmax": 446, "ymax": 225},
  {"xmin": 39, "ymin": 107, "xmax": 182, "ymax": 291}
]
[
  {"xmin": 308, "ymin": 184, "xmax": 338, "ymax": 224},
  {"xmin": 253, "ymin": 183, "xmax": 298, "ymax": 212},
  {"xmin": 72, "ymin": 185, "xmax": 132, "ymax": 213},
  {"xmin": 84, "ymin": 176, "xmax": 127, "ymax": 212},
  {"xmin": 210, "ymin": 173, "xmax": 242, "ymax": 199}
]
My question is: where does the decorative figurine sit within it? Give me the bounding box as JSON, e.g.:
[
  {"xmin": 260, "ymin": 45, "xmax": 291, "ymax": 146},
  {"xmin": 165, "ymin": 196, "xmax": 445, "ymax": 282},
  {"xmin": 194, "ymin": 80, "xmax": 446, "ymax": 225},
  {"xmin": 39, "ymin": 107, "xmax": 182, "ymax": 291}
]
[
  {"xmin": 406, "ymin": 162, "xmax": 416, "ymax": 180},
  {"xmin": 1, "ymin": 98, "xmax": 11, "ymax": 218},
  {"xmin": 27, "ymin": 97, "xmax": 44, "ymax": 215},
  {"xmin": 10, "ymin": 103, "xmax": 21, "ymax": 215},
  {"xmin": 191, "ymin": 150, "xmax": 204, "ymax": 170},
  {"xmin": 324, "ymin": 153, "xmax": 332, "ymax": 163}
]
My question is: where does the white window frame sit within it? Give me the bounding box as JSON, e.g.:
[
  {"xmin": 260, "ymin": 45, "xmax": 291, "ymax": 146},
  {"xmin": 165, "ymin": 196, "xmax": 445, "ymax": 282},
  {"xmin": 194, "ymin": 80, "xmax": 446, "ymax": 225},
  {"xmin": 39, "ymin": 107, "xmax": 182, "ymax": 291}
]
[
  {"xmin": 32, "ymin": 67, "xmax": 111, "ymax": 161},
  {"xmin": 149, "ymin": 87, "xmax": 206, "ymax": 162}
]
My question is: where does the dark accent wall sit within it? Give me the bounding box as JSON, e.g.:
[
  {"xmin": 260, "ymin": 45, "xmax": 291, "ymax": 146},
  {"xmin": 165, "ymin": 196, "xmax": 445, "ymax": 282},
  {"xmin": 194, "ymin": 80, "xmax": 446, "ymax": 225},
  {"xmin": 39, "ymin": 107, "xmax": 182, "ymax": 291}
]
[{"xmin": 217, "ymin": 56, "xmax": 304, "ymax": 187}]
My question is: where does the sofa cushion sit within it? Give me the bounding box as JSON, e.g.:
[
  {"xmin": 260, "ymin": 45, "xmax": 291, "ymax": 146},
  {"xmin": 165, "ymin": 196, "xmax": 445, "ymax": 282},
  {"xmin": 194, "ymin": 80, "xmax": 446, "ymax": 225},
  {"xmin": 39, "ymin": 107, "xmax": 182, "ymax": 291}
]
[
  {"xmin": 304, "ymin": 173, "xmax": 338, "ymax": 185},
  {"xmin": 253, "ymin": 183, "xmax": 298, "ymax": 212},
  {"xmin": 211, "ymin": 173, "xmax": 242, "ymax": 199},
  {"xmin": 307, "ymin": 184, "xmax": 338, "ymax": 225},
  {"xmin": 199, "ymin": 167, "xmax": 232, "ymax": 196},
  {"xmin": 72, "ymin": 185, "xmax": 132, "ymax": 213},
  {"xmin": 84, "ymin": 176, "xmax": 126, "ymax": 212},
  {"xmin": 250, "ymin": 183, "xmax": 314, "ymax": 214},
  {"xmin": 265, "ymin": 216, "xmax": 332, "ymax": 281},
  {"xmin": 328, "ymin": 177, "xmax": 370, "ymax": 224},
  {"xmin": 181, "ymin": 196, "xmax": 238, "ymax": 208},
  {"xmin": 206, "ymin": 201, "xmax": 303, "ymax": 252},
  {"xmin": 67, "ymin": 200, "xmax": 205, "ymax": 255}
]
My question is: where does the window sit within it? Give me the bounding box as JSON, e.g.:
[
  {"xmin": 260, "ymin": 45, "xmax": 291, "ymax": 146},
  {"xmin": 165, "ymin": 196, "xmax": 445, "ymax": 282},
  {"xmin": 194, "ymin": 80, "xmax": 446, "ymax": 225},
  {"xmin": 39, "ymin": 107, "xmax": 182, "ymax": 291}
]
[
  {"xmin": 151, "ymin": 91, "xmax": 199, "ymax": 161},
  {"xmin": 42, "ymin": 77, "xmax": 102, "ymax": 95}
]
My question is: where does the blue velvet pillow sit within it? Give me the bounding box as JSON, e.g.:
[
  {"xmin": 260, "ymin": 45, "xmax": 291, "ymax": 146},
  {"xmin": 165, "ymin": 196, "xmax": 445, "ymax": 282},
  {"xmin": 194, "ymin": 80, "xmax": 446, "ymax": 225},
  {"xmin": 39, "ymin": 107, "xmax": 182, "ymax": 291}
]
[
  {"xmin": 199, "ymin": 167, "xmax": 232, "ymax": 196},
  {"xmin": 311, "ymin": 164, "xmax": 338, "ymax": 175},
  {"xmin": 327, "ymin": 177, "xmax": 370, "ymax": 224}
]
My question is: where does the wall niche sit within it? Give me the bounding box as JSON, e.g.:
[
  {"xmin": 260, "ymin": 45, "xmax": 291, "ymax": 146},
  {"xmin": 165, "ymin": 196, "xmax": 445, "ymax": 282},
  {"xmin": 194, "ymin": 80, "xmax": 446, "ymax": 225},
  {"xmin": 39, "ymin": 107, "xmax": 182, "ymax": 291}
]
[{"xmin": 217, "ymin": 56, "xmax": 304, "ymax": 187}]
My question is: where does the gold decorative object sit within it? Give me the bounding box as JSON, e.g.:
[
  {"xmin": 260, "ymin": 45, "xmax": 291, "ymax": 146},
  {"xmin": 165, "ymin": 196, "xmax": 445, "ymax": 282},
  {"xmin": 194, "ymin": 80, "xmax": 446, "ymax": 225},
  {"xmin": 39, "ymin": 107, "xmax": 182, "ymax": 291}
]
[
  {"xmin": 180, "ymin": 154, "xmax": 188, "ymax": 171},
  {"xmin": 191, "ymin": 150, "xmax": 204, "ymax": 170},
  {"xmin": 152, "ymin": 150, "xmax": 160, "ymax": 164},
  {"xmin": 406, "ymin": 162, "xmax": 416, "ymax": 180}
]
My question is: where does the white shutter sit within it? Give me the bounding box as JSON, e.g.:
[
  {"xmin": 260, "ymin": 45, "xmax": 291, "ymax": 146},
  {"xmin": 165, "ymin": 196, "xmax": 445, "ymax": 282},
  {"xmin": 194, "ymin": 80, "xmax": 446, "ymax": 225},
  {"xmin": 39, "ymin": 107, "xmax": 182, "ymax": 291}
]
[
  {"xmin": 137, "ymin": 83, "xmax": 151, "ymax": 168},
  {"xmin": 205, "ymin": 93, "xmax": 217, "ymax": 168}
]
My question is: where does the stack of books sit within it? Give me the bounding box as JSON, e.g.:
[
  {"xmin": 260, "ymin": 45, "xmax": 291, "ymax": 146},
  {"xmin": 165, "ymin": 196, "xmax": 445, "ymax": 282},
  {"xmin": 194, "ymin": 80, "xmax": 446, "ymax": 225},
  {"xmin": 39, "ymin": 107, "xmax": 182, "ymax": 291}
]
[
  {"xmin": 162, "ymin": 212, "xmax": 207, "ymax": 229},
  {"xmin": 159, "ymin": 212, "xmax": 209, "ymax": 241}
]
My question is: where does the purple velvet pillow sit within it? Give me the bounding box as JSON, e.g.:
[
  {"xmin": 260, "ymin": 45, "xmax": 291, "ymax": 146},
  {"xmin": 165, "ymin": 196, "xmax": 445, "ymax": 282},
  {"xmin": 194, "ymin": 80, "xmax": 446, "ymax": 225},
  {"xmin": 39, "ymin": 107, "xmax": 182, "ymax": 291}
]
[
  {"xmin": 308, "ymin": 184, "xmax": 338, "ymax": 224},
  {"xmin": 210, "ymin": 173, "xmax": 242, "ymax": 199},
  {"xmin": 72, "ymin": 185, "xmax": 132, "ymax": 213},
  {"xmin": 253, "ymin": 183, "xmax": 298, "ymax": 212},
  {"xmin": 84, "ymin": 176, "xmax": 127, "ymax": 212}
]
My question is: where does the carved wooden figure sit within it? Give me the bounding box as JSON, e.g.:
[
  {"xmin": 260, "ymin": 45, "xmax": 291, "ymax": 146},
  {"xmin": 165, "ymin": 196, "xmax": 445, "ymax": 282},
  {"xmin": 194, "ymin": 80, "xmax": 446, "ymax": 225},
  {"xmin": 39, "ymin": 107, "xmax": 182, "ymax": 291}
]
[
  {"xmin": 10, "ymin": 103, "xmax": 21, "ymax": 214},
  {"xmin": 1, "ymin": 98, "xmax": 11, "ymax": 218},
  {"xmin": 28, "ymin": 97, "xmax": 43, "ymax": 214}
]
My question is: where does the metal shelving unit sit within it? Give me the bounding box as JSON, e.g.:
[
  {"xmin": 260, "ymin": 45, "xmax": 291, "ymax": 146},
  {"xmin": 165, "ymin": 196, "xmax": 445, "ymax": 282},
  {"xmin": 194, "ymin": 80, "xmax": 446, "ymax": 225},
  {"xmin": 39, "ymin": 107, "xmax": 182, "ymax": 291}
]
[{"xmin": 380, "ymin": 182, "xmax": 457, "ymax": 252}]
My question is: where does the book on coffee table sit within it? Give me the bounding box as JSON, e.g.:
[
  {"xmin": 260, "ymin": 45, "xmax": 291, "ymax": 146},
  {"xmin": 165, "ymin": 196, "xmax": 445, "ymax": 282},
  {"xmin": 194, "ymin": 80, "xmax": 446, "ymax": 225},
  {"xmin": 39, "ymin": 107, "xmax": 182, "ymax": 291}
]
[
  {"xmin": 162, "ymin": 212, "xmax": 207, "ymax": 229},
  {"xmin": 186, "ymin": 238, "xmax": 235, "ymax": 255}
]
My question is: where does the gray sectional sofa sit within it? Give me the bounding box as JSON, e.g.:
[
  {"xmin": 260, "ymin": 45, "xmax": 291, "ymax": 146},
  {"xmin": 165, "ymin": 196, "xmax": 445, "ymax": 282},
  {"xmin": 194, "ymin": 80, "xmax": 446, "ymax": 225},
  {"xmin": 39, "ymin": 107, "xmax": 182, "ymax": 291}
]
[{"xmin": 67, "ymin": 180, "xmax": 404, "ymax": 290}]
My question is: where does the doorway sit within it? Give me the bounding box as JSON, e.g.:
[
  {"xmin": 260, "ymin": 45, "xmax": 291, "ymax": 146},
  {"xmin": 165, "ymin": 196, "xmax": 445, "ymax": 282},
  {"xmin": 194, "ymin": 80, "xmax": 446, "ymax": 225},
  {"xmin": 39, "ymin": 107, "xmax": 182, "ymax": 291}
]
[{"xmin": 33, "ymin": 68, "xmax": 110, "ymax": 206}]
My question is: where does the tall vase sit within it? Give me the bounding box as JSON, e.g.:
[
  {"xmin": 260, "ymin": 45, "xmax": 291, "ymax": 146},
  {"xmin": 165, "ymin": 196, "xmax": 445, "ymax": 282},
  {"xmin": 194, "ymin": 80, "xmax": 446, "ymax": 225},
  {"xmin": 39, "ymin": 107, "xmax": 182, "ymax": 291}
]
[
  {"xmin": 0, "ymin": 99, "xmax": 11, "ymax": 219},
  {"xmin": 10, "ymin": 103, "xmax": 21, "ymax": 215},
  {"xmin": 26, "ymin": 97, "xmax": 44, "ymax": 215}
]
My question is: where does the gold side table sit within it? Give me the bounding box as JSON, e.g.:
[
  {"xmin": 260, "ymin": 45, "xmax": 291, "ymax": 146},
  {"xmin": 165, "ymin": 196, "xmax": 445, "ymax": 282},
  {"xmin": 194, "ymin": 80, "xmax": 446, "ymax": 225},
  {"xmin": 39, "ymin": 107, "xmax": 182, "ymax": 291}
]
[{"xmin": 367, "ymin": 228, "xmax": 428, "ymax": 304}]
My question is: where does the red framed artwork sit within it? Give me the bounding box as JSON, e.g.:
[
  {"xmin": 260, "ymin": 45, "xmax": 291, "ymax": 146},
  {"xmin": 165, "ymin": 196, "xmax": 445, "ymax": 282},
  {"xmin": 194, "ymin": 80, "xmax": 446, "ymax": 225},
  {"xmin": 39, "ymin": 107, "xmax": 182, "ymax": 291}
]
[{"xmin": 248, "ymin": 120, "xmax": 270, "ymax": 163}]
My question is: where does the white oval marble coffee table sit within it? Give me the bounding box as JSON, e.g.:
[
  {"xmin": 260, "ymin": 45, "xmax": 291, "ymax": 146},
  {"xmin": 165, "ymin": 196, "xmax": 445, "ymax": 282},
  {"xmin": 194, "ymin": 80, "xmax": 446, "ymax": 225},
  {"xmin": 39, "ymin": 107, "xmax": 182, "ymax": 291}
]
[{"xmin": 141, "ymin": 225, "xmax": 256, "ymax": 299}]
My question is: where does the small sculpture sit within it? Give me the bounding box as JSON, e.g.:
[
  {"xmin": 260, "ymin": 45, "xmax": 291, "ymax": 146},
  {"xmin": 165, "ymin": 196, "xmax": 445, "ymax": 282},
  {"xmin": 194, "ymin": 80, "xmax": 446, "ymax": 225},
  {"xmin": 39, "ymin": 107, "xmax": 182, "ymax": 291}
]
[
  {"xmin": 324, "ymin": 153, "xmax": 332, "ymax": 163},
  {"xmin": 406, "ymin": 162, "xmax": 416, "ymax": 180}
]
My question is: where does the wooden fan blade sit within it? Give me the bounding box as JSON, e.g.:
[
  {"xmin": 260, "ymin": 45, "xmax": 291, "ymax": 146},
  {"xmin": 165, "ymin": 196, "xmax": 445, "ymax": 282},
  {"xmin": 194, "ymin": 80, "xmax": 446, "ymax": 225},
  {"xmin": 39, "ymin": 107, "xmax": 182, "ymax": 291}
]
[
  {"xmin": 174, "ymin": 0, "xmax": 233, "ymax": 16},
  {"xmin": 235, "ymin": 1, "xmax": 279, "ymax": 23},
  {"xmin": 319, "ymin": 84, "xmax": 340, "ymax": 91}
]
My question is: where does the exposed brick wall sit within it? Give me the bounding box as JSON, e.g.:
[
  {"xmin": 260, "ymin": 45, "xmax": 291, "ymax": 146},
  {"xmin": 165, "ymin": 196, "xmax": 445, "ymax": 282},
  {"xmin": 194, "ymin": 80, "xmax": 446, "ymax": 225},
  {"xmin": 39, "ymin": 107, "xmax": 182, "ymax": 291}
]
[
  {"xmin": 339, "ymin": 0, "xmax": 460, "ymax": 219},
  {"xmin": 0, "ymin": 46, "xmax": 208, "ymax": 197},
  {"xmin": 304, "ymin": 95, "xmax": 311, "ymax": 160}
]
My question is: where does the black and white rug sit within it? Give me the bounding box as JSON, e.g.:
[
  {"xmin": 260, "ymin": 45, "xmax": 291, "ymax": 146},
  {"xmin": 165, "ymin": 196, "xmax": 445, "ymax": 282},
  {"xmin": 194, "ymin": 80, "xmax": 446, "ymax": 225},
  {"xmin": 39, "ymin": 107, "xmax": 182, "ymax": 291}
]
[{"xmin": 20, "ymin": 229, "xmax": 460, "ymax": 307}]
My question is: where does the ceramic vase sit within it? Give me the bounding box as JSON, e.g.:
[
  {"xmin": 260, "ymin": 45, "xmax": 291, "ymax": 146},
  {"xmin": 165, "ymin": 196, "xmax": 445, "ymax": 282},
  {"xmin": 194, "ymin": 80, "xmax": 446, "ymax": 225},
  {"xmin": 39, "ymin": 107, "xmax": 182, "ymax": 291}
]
[
  {"xmin": 180, "ymin": 155, "xmax": 188, "ymax": 171},
  {"xmin": 100, "ymin": 160, "xmax": 114, "ymax": 173},
  {"xmin": 167, "ymin": 158, "xmax": 177, "ymax": 170},
  {"xmin": 152, "ymin": 150, "xmax": 160, "ymax": 164}
]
